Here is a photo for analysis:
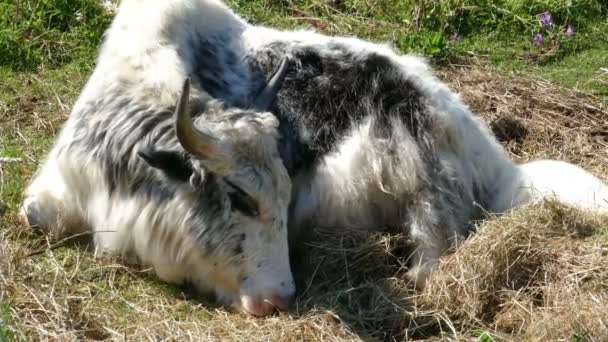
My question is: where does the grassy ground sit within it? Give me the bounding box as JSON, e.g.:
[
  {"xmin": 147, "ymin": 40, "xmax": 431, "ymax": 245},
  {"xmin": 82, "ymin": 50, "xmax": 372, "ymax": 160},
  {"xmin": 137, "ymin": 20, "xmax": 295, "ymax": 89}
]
[{"xmin": 1, "ymin": 0, "xmax": 607, "ymax": 340}]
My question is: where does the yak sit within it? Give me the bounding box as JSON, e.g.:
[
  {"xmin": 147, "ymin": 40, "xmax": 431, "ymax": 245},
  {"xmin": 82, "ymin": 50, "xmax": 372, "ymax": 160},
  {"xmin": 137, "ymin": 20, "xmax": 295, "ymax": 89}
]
[{"xmin": 20, "ymin": 0, "xmax": 608, "ymax": 316}]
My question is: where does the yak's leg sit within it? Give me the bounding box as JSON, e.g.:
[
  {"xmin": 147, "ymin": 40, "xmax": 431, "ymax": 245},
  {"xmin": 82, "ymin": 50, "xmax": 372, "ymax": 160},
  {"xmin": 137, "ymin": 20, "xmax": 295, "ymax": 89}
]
[
  {"xmin": 406, "ymin": 238, "xmax": 446, "ymax": 290},
  {"xmin": 20, "ymin": 155, "xmax": 84, "ymax": 236},
  {"xmin": 405, "ymin": 201, "xmax": 464, "ymax": 290}
]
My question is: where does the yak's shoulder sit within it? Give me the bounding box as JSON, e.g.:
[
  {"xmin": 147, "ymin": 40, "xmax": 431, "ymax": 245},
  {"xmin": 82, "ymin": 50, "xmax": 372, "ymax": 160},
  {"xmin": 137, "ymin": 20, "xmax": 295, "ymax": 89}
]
[{"xmin": 249, "ymin": 39, "xmax": 431, "ymax": 160}]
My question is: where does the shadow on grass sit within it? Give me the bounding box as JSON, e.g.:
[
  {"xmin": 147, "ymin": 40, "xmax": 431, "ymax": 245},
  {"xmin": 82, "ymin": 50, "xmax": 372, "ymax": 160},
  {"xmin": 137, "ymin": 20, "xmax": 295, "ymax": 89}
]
[{"xmin": 288, "ymin": 228, "xmax": 442, "ymax": 340}]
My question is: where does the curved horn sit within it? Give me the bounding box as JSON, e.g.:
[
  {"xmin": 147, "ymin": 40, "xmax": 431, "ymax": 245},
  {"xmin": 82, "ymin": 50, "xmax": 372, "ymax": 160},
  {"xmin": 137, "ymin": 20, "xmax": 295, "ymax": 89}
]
[
  {"xmin": 253, "ymin": 56, "xmax": 290, "ymax": 110},
  {"xmin": 175, "ymin": 78, "xmax": 218, "ymax": 159}
]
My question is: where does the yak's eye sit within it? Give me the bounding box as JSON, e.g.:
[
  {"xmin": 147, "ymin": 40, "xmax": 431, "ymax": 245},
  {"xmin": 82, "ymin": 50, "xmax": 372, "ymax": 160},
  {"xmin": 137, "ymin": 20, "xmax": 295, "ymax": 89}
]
[{"xmin": 225, "ymin": 179, "xmax": 259, "ymax": 217}]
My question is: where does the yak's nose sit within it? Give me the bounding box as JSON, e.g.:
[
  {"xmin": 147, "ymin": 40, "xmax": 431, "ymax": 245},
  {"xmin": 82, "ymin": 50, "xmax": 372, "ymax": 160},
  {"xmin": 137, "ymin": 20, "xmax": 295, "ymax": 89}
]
[{"xmin": 240, "ymin": 292, "xmax": 295, "ymax": 316}]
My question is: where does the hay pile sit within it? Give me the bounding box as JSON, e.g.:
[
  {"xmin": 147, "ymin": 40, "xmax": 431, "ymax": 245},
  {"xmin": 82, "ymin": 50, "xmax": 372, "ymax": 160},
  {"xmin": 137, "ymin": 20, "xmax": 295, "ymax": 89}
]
[
  {"xmin": 437, "ymin": 65, "xmax": 608, "ymax": 173},
  {"xmin": 420, "ymin": 202, "xmax": 608, "ymax": 340},
  {"xmin": 1, "ymin": 64, "xmax": 607, "ymax": 341}
]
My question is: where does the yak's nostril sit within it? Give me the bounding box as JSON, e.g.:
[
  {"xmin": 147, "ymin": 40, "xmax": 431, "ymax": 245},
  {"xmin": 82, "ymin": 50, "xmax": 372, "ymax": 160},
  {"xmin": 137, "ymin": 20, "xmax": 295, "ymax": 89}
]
[
  {"xmin": 240, "ymin": 293, "xmax": 294, "ymax": 316},
  {"xmin": 265, "ymin": 293, "xmax": 293, "ymax": 312}
]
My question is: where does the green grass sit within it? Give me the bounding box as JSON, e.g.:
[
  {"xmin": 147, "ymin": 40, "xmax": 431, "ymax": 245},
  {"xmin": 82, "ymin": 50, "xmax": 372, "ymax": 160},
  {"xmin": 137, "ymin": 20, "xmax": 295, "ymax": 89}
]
[
  {"xmin": 0, "ymin": 0, "xmax": 111, "ymax": 71},
  {"xmin": 0, "ymin": 302, "xmax": 13, "ymax": 342},
  {"xmin": 0, "ymin": 61, "xmax": 89, "ymax": 210},
  {"xmin": 1, "ymin": 0, "xmax": 606, "ymax": 98},
  {"xmin": 450, "ymin": 21, "xmax": 608, "ymax": 102},
  {"xmin": 224, "ymin": 0, "xmax": 608, "ymax": 100}
]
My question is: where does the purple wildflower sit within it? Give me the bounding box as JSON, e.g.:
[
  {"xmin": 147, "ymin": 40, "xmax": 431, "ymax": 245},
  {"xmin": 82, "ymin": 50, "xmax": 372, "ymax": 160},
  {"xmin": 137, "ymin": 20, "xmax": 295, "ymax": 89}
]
[
  {"xmin": 450, "ymin": 32, "xmax": 462, "ymax": 42},
  {"xmin": 566, "ymin": 24, "xmax": 575, "ymax": 37},
  {"xmin": 533, "ymin": 33, "xmax": 544, "ymax": 46},
  {"xmin": 539, "ymin": 12, "xmax": 552, "ymax": 28}
]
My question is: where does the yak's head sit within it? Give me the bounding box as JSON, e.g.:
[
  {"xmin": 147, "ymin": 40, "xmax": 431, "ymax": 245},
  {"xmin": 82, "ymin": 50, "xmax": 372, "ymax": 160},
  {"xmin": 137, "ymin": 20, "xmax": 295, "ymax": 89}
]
[{"xmin": 138, "ymin": 58, "xmax": 294, "ymax": 316}]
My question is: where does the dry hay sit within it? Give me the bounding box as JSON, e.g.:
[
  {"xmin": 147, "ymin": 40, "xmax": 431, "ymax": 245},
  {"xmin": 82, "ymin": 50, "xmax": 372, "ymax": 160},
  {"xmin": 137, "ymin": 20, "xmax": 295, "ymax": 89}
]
[
  {"xmin": 437, "ymin": 64, "xmax": 608, "ymax": 176},
  {"xmin": 420, "ymin": 201, "xmax": 608, "ymax": 341},
  {"xmin": 1, "ymin": 64, "xmax": 607, "ymax": 341}
]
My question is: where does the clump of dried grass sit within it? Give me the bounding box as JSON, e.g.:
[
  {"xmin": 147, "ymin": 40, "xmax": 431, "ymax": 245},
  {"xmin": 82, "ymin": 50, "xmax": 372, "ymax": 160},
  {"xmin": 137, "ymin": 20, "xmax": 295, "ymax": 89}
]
[
  {"xmin": 419, "ymin": 201, "xmax": 608, "ymax": 340},
  {"xmin": 437, "ymin": 64, "xmax": 608, "ymax": 176},
  {"xmin": 292, "ymin": 229, "xmax": 436, "ymax": 340}
]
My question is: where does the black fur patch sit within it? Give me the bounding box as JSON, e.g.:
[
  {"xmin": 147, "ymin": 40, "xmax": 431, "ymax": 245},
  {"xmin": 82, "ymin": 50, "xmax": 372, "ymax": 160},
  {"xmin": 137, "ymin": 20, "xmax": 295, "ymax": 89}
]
[
  {"xmin": 189, "ymin": 33, "xmax": 244, "ymax": 104},
  {"xmin": 251, "ymin": 42, "xmax": 431, "ymax": 174}
]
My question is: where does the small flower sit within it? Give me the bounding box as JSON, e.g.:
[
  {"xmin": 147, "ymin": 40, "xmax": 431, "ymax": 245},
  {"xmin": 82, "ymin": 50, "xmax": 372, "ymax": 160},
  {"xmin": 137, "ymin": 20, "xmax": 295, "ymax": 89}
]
[
  {"xmin": 75, "ymin": 11, "xmax": 83, "ymax": 22},
  {"xmin": 566, "ymin": 24, "xmax": 575, "ymax": 37},
  {"xmin": 533, "ymin": 33, "xmax": 544, "ymax": 46},
  {"xmin": 450, "ymin": 32, "xmax": 462, "ymax": 42},
  {"xmin": 539, "ymin": 12, "xmax": 553, "ymax": 28},
  {"xmin": 101, "ymin": 0, "xmax": 117, "ymax": 12}
]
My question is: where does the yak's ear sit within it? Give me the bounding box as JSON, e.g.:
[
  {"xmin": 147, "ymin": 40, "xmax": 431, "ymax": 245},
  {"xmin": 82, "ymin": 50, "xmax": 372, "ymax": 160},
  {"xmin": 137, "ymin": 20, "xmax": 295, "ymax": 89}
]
[{"xmin": 138, "ymin": 148, "xmax": 193, "ymax": 182}]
